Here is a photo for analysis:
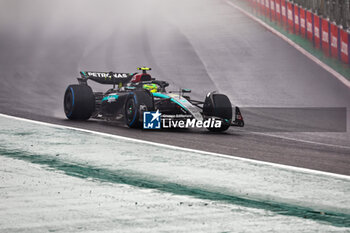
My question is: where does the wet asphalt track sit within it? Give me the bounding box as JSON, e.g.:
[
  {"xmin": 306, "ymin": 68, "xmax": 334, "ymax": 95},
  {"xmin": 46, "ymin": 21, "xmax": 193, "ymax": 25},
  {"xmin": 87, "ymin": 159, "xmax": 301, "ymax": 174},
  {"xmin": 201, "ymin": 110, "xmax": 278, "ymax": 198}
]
[{"xmin": 0, "ymin": 0, "xmax": 349, "ymax": 175}]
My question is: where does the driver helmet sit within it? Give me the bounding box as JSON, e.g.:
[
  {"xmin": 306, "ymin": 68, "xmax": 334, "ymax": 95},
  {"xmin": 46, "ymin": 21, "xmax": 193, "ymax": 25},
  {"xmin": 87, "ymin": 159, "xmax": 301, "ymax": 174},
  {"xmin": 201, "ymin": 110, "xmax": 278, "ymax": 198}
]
[{"xmin": 143, "ymin": 83, "xmax": 158, "ymax": 93}]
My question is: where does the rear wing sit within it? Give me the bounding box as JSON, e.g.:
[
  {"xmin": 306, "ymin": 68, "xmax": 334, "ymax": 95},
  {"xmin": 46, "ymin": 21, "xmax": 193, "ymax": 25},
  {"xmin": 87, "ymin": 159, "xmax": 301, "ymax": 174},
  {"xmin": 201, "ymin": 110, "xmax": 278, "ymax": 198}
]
[{"xmin": 79, "ymin": 71, "xmax": 133, "ymax": 85}]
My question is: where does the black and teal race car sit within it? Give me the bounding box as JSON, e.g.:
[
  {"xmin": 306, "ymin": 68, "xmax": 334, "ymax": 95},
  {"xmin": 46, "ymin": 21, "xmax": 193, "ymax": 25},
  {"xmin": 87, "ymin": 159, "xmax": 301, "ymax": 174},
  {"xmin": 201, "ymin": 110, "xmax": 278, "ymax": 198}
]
[{"xmin": 64, "ymin": 67, "xmax": 244, "ymax": 132}]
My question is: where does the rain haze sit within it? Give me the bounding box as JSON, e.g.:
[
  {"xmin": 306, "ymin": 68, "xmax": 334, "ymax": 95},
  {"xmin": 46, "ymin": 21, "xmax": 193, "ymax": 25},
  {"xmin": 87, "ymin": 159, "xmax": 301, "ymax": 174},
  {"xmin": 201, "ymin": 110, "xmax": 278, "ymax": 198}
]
[{"xmin": 0, "ymin": 0, "xmax": 350, "ymax": 231}]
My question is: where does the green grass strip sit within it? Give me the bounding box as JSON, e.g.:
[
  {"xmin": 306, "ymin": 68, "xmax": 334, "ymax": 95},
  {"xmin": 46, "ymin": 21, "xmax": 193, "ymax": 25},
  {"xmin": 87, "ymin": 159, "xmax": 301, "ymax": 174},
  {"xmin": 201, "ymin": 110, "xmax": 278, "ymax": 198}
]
[{"xmin": 1, "ymin": 147, "xmax": 350, "ymax": 228}]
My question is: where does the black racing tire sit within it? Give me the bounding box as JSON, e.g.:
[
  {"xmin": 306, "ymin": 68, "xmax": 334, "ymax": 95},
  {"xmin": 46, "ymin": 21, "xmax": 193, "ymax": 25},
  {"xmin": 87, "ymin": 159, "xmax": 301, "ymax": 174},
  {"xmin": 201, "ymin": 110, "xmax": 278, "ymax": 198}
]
[
  {"xmin": 203, "ymin": 93, "xmax": 232, "ymax": 132},
  {"xmin": 64, "ymin": 84, "xmax": 95, "ymax": 120},
  {"xmin": 124, "ymin": 90, "xmax": 154, "ymax": 128}
]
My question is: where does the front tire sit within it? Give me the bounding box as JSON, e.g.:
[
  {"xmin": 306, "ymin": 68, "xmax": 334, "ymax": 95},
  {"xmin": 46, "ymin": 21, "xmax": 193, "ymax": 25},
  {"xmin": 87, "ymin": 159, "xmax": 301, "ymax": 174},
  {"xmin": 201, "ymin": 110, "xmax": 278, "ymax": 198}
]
[
  {"xmin": 64, "ymin": 85, "xmax": 95, "ymax": 120},
  {"xmin": 124, "ymin": 90, "xmax": 154, "ymax": 128},
  {"xmin": 203, "ymin": 92, "xmax": 232, "ymax": 132}
]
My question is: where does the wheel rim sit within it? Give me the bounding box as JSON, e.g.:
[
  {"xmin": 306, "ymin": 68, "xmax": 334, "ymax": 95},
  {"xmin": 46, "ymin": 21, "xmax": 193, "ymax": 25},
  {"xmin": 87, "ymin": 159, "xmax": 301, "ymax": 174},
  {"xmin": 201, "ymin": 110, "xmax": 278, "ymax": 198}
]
[{"xmin": 126, "ymin": 98, "xmax": 136, "ymax": 123}]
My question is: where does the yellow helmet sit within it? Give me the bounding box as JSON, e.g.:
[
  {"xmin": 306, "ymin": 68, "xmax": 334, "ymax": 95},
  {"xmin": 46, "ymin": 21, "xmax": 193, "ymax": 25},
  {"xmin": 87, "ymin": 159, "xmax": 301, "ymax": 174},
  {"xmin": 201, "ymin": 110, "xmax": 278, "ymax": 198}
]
[{"xmin": 143, "ymin": 83, "xmax": 158, "ymax": 93}]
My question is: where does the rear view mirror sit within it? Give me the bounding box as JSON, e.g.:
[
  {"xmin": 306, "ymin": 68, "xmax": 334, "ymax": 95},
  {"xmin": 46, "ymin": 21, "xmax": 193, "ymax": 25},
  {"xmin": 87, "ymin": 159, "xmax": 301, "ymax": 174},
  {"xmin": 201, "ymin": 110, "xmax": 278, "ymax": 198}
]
[{"xmin": 182, "ymin": 88, "xmax": 191, "ymax": 93}]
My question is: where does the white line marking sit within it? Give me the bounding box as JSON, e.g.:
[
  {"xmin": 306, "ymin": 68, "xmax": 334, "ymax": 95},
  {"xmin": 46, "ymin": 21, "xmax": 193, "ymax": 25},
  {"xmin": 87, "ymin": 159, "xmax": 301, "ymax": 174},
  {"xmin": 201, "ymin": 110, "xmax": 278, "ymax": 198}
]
[
  {"xmin": 242, "ymin": 130, "xmax": 350, "ymax": 150},
  {"xmin": 225, "ymin": 0, "xmax": 350, "ymax": 88},
  {"xmin": 1, "ymin": 113, "xmax": 349, "ymax": 180}
]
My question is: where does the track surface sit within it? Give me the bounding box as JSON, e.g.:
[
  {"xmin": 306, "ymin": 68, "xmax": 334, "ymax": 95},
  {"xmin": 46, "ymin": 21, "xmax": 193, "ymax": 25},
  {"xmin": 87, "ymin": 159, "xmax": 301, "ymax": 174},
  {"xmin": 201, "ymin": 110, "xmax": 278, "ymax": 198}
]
[{"xmin": 0, "ymin": 0, "xmax": 349, "ymax": 175}]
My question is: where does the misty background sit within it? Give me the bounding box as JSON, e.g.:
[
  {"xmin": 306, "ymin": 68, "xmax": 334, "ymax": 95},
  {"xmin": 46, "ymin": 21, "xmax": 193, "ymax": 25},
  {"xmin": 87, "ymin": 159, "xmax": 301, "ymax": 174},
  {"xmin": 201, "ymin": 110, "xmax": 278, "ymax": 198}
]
[{"xmin": 0, "ymin": 0, "xmax": 349, "ymax": 143}]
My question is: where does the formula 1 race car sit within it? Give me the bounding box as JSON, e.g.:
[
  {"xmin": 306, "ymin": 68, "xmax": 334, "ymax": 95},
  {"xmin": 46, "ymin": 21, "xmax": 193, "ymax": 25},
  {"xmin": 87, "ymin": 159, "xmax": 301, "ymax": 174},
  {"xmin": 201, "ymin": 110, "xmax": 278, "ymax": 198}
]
[{"xmin": 64, "ymin": 67, "xmax": 244, "ymax": 132}]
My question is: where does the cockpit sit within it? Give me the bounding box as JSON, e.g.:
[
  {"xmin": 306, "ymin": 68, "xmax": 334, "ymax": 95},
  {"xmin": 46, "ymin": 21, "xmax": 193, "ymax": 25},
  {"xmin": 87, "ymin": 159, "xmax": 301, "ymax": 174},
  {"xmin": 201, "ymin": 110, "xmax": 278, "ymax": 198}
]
[{"xmin": 128, "ymin": 67, "xmax": 169, "ymax": 93}]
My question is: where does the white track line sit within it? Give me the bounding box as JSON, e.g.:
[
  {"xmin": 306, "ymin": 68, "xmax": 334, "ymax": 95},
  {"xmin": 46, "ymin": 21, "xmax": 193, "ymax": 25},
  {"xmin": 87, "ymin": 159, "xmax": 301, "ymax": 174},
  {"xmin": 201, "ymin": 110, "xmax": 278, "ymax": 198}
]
[
  {"xmin": 1, "ymin": 113, "xmax": 349, "ymax": 180},
  {"xmin": 246, "ymin": 131, "xmax": 350, "ymax": 150},
  {"xmin": 225, "ymin": 0, "xmax": 350, "ymax": 88}
]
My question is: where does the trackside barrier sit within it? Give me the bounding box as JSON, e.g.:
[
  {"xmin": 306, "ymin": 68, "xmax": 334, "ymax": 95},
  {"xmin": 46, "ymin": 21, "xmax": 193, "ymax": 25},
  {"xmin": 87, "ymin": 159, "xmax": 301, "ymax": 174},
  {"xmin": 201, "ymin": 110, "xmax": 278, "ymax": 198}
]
[
  {"xmin": 281, "ymin": 0, "xmax": 287, "ymax": 28},
  {"xmin": 265, "ymin": 0, "xmax": 270, "ymax": 18},
  {"xmin": 253, "ymin": 0, "xmax": 258, "ymax": 14},
  {"xmin": 287, "ymin": 2, "xmax": 294, "ymax": 33},
  {"xmin": 260, "ymin": 0, "xmax": 264, "ymax": 16},
  {"xmin": 244, "ymin": 0, "xmax": 350, "ymax": 65},
  {"xmin": 340, "ymin": 29, "xmax": 350, "ymax": 64},
  {"xmin": 275, "ymin": 0, "xmax": 281, "ymax": 24},
  {"xmin": 300, "ymin": 7, "xmax": 306, "ymax": 37},
  {"xmin": 270, "ymin": 0, "xmax": 275, "ymax": 22},
  {"xmin": 306, "ymin": 10, "xmax": 313, "ymax": 42},
  {"xmin": 261, "ymin": 0, "xmax": 265, "ymax": 17},
  {"xmin": 321, "ymin": 19, "xmax": 330, "ymax": 57},
  {"xmin": 330, "ymin": 23, "xmax": 339, "ymax": 59},
  {"xmin": 294, "ymin": 5, "xmax": 300, "ymax": 35},
  {"xmin": 314, "ymin": 15, "xmax": 321, "ymax": 49}
]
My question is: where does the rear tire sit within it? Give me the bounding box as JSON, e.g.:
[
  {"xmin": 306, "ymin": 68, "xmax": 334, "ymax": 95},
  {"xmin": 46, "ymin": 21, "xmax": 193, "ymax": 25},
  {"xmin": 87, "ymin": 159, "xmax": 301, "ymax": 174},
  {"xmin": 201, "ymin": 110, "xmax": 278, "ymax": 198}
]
[
  {"xmin": 64, "ymin": 85, "xmax": 95, "ymax": 120},
  {"xmin": 124, "ymin": 90, "xmax": 154, "ymax": 128},
  {"xmin": 203, "ymin": 92, "xmax": 232, "ymax": 132}
]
